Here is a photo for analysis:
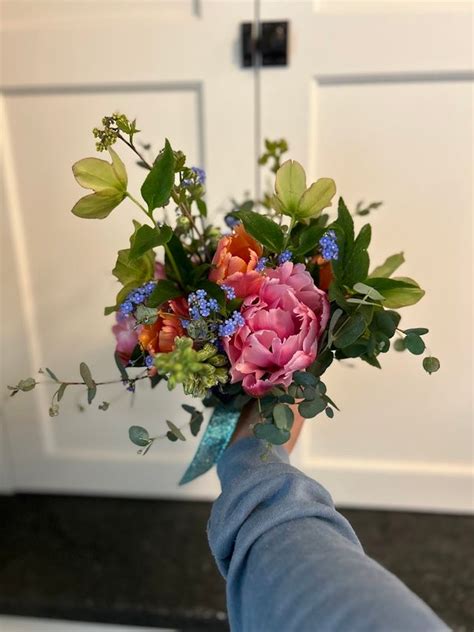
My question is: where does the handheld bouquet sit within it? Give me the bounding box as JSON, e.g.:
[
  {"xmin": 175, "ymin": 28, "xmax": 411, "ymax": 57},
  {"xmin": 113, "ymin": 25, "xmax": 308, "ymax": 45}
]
[{"xmin": 8, "ymin": 114, "xmax": 440, "ymax": 484}]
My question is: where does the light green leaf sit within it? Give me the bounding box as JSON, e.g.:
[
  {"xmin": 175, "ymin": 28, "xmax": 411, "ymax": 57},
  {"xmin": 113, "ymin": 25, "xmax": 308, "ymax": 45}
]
[
  {"xmin": 71, "ymin": 189, "xmax": 126, "ymax": 219},
  {"xmin": 353, "ymin": 282, "xmax": 385, "ymax": 302},
  {"xmin": 134, "ymin": 305, "xmax": 159, "ymax": 325},
  {"xmin": 18, "ymin": 377, "xmax": 36, "ymax": 392},
  {"xmin": 141, "ymin": 139, "xmax": 175, "ymax": 211},
  {"xmin": 369, "ymin": 253, "xmax": 405, "ymax": 278},
  {"xmin": 364, "ymin": 277, "xmax": 425, "ymax": 308},
  {"xmin": 109, "ymin": 147, "xmax": 128, "ymax": 189},
  {"xmin": 57, "ymin": 383, "xmax": 67, "ymax": 402},
  {"xmin": 72, "ymin": 151, "xmax": 127, "ymax": 193},
  {"xmin": 274, "ymin": 160, "xmax": 306, "ymax": 216},
  {"xmin": 296, "ymin": 178, "xmax": 336, "ymax": 220}
]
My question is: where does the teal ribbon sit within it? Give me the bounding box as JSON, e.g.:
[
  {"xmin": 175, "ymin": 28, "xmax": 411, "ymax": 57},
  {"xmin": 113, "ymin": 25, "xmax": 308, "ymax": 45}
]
[{"xmin": 179, "ymin": 404, "xmax": 240, "ymax": 485}]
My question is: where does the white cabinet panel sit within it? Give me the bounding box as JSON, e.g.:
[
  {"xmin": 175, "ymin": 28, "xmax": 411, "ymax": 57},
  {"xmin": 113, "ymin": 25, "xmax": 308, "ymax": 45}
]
[{"xmin": 260, "ymin": 1, "xmax": 473, "ymax": 512}]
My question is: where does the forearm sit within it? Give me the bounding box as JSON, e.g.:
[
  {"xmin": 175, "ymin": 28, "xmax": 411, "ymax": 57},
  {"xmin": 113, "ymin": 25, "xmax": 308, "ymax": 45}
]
[{"xmin": 208, "ymin": 438, "xmax": 448, "ymax": 632}]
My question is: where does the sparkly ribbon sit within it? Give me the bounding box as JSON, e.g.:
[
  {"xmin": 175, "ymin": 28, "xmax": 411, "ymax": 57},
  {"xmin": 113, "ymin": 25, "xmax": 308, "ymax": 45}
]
[{"xmin": 179, "ymin": 404, "xmax": 240, "ymax": 485}]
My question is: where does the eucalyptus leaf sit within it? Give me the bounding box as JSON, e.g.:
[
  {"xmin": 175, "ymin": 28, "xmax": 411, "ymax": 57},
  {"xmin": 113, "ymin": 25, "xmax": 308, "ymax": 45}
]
[
  {"xmin": 293, "ymin": 371, "xmax": 317, "ymax": 387},
  {"xmin": 57, "ymin": 383, "xmax": 67, "ymax": 402},
  {"xmin": 405, "ymin": 333, "xmax": 426, "ymax": 355},
  {"xmin": 254, "ymin": 422, "xmax": 290, "ymax": 445},
  {"xmin": 298, "ymin": 397, "xmax": 326, "ymax": 418},
  {"xmin": 134, "ymin": 305, "xmax": 159, "ymax": 325},
  {"xmin": 18, "ymin": 377, "xmax": 36, "ymax": 392},
  {"xmin": 166, "ymin": 420, "xmax": 186, "ymax": 441},
  {"xmin": 190, "ymin": 411, "xmax": 204, "ymax": 436},
  {"xmin": 273, "ymin": 403, "xmax": 294, "ymax": 431},
  {"xmin": 423, "ymin": 356, "xmax": 440, "ymax": 374},
  {"xmin": 404, "ymin": 327, "xmax": 429, "ymax": 336},
  {"xmin": 45, "ymin": 368, "xmax": 59, "ymax": 382},
  {"xmin": 79, "ymin": 362, "xmax": 95, "ymax": 389},
  {"xmin": 129, "ymin": 425, "xmax": 150, "ymax": 447},
  {"xmin": 353, "ymin": 282, "xmax": 385, "ymax": 302}
]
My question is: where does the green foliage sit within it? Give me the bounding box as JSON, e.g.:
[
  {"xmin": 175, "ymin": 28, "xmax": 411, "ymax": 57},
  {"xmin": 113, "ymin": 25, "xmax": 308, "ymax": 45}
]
[
  {"xmin": 273, "ymin": 403, "xmax": 294, "ymax": 431},
  {"xmin": 404, "ymin": 333, "xmax": 426, "ymax": 355},
  {"xmin": 363, "ymin": 277, "xmax": 425, "ymax": 308},
  {"xmin": 258, "ymin": 138, "xmax": 289, "ymax": 173},
  {"xmin": 394, "ymin": 338, "xmax": 406, "ymax": 351},
  {"xmin": 254, "ymin": 422, "xmax": 290, "ymax": 445},
  {"xmin": 369, "ymin": 253, "xmax": 405, "ymax": 278},
  {"xmin": 129, "ymin": 224, "xmax": 173, "ymax": 261},
  {"xmin": 134, "ymin": 305, "xmax": 159, "ymax": 325},
  {"xmin": 80, "ymin": 362, "xmax": 97, "ymax": 404},
  {"xmin": 272, "ymin": 160, "xmax": 336, "ymax": 221},
  {"xmin": 332, "ymin": 199, "xmax": 371, "ymax": 286},
  {"xmin": 164, "ymin": 233, "xmax": 194, "ymax": 287},
  {"xmin": 355, "ymin": 200, "xmax": 383, "ymax": 216},
  {"xmin": 299, "ymin": 397, "xmax": 326, "ymax": 418},
  {"xmin": 166, "ymin": 420, "xmax": 186, "ymax": 441},
  {"xmin": 147, "ymin": 280, "xmax": 182, "ymax": 308},
  {"xmin": 332, "ymin": 312, "xmax": 367, "ymax": 349},
  {"xmin": 233, "ymin": 209, "xmax": 284, "ymax": 252},
  {"xmin": 71, "ymin": 148, "xmax": 128, "ymax": 219},
  {"xmin": 292, "ymin": 223, "xmax": 326, "ymax": 257},
  {"xmin": 129, "ymin": 425, "xmax": 150, "ymax": 447},
  {"xmin": 141, "ymin": 139, "xmax": 176, "ymax": 212},
  {"xmin": 423, "ymin": 356, "xmax": 440, "ymax": 374}
]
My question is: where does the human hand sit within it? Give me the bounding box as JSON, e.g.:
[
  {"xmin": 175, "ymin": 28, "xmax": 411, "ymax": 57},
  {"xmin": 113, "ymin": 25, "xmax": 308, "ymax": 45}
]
[{"xmin": 230, "ymin": 401, "xmax": 304, "ymax": 455}]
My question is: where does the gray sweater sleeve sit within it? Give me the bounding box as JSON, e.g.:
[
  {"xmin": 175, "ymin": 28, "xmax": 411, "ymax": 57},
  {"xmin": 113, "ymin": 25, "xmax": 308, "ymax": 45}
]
[{"xmin": 207, "ymin": 437, "xmax": 448, "ymax": 632}]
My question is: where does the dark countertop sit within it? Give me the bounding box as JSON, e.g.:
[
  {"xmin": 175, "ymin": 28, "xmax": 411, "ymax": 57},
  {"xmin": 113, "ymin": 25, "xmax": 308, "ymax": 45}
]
[{"xmin": 0, "ymin": 494, "xmax": 472, "ymax": 631}]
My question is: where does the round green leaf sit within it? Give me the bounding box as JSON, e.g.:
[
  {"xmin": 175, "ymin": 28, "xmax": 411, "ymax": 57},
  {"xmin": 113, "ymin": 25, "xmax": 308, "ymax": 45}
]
[
  {"xmin": 423, "ymin": 356, "xmax": 440, "ymax": 374},
  {"xmin": 18, "ymin": 377, "xmax": 36, "ymax": 392},
  {"xmin": 325, "ymin": 407, "xmax": 334, "ymax": 419},
  {"xmin": 129, "ymin": 425, "xmax": 150, "ymax": 447},
  {"xmin": 298, "ymin": 397, "xmax": 326, "ymax": 418},
  {"xmin": 254, "ymin": 422, "xmax": 290, "ymax": 445},
  {"xmin": 293, "ymin": 371, "xmax": 317, "ymax": 387},
  {"xmin": 273, "ymin": 403, "xmax": 294, "ymax": 431},
  {"xmin": 393, "ymin": 338, "xmax": 406, "ymax": 352},
  {"xmin": 405, "ymin": 333, "xmax": 426, "ymax": 355}
]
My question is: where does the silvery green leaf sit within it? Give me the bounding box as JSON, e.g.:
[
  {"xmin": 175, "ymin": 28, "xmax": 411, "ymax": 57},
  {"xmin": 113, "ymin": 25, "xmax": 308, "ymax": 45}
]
[
  {"xmin": 18, "ymin": 377, "xmax": 36, "ymax": 392},
  {"xmin": 135, "ymin": 305, "xmax": 159, "ymax": 325},
  {"xmin": 353, "ymin": 282, "xmax": 385, "ymax": 302}
]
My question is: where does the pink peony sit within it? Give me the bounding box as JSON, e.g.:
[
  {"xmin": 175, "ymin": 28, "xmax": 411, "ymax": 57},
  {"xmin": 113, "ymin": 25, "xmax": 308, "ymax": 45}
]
[
  {"xmin": 223, "ymin": 262, "xmax": 330, "ymax": 397},
  {"xmin": 112, "ymin": 313, "xmax": 141, "ymax": 366}
]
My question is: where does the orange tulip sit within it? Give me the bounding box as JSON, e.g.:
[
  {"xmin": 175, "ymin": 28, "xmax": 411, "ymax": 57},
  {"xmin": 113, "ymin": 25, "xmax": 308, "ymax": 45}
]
[{"xmin": 209, "ymin": 224, "xmax": 264, "ymax": 297}]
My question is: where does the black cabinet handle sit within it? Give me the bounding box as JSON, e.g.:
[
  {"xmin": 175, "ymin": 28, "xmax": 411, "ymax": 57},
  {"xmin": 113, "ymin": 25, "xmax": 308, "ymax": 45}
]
[{"xmin": 241, "ymin": 21, "xmax": 289, "ymax": 68}]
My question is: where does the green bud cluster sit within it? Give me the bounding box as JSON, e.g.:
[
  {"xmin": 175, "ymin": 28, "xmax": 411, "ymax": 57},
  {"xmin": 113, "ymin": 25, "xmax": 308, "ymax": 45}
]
[
  {"xmin": 155, "ymin": 338, "xmax": 228, "ymax": 398},
  {"xmin": 92, "ymin": 113, "xmax": 135, "ymax": 152}
]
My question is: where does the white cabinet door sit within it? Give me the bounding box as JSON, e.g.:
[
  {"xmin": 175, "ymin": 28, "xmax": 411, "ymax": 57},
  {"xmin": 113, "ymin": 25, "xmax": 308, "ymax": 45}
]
[
  {"xmin": 259, "ymin": 1, "xmax": 473, "ymax": 512},
  {"xmin": 1, "ymin": 1, "xmax": 256, "ymax": 498}
]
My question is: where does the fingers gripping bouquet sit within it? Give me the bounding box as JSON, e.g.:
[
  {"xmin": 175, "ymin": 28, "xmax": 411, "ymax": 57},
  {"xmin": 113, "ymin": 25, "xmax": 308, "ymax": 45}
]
[{"xmin": 8, "ymin": 115, "xmax": 440, "ymax": 484}]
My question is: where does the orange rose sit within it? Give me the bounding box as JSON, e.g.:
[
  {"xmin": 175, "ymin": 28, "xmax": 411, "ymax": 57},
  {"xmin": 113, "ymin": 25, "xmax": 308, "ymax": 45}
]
[
  {"xmin": 209, "ymin": 224, "xmax": 264, "ymax": 297},
  {"xmin": 138, "ymin": 298, "xmax": 188, "ymax": 355}
]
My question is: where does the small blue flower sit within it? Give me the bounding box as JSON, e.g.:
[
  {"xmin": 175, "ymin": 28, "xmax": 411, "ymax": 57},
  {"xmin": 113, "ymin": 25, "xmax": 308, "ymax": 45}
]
[
  {"xmin": 145, "ymin": 355, "xmax": 154, "ymax": 368},
  {"xmin": 225, "ymin": 215, "xmax": 240, "ymax": 229},
  {"xmin": 221, "ymin": 284, "xmax": 236, "ymax": 300},
  {"xmin": 278, "ymin": 250, "xmax": 292, "ymax": 265},
  {"xmin": 130, "ymin": 291, "xmax": 145, "ymax": 305},
  {"xmin": 208, "ymin": 298, "xmax": 219, "ymax": 312},
  {"xmin": 196, "ymin": 289, "xmax": 207, "ymax": 299},
  {"xmin": 256, "ymin": 257, "xmax": 268, "ymax": 272},
  {"xmin": 143, "ymin": 281, "xmax": 156, "ymax": 295},
  {"xmin": 319, "ymin": 230, "xmax": 339, "ymax": 261},
  {"xmin": 181, "ymin": 319, "xmax": 190, "ymax": 329},
  {"xmin": 119, "ymin": 301, "xmax": 134, "ymax": 315},
  {"xmin": 190, "ymin": 306, "xmax": 201, "ymax": 320},
  {"xmin": 218, "ymin": 310, "xmax": 245, "ymax": 337},
  {"xmin": 191, "ymin": 167, "xmax": 206, "ymax": 185}
]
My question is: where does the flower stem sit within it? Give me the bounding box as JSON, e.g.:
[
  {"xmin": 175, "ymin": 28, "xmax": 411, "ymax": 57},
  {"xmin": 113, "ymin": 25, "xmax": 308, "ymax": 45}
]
[{"xmin": 117, "ymin": 133, "xmax": 153, "ymax": 170}]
